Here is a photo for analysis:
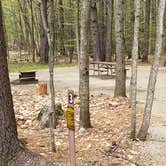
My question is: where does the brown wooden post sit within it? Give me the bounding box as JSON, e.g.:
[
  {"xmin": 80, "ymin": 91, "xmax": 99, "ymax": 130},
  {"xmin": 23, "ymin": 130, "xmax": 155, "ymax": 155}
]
[{"xmin": 66, "ymin": 90, "xmax": 76, "ymax": 166}]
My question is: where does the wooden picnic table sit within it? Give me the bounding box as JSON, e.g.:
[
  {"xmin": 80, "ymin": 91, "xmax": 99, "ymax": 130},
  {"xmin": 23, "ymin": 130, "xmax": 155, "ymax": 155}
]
[
  {"xmin": 90, "ymin": 61, "xmax": 130, "ymax": 76},
  {"xmin": 90, "ymin": 61, "xmax": 116, "ymax": 75}
]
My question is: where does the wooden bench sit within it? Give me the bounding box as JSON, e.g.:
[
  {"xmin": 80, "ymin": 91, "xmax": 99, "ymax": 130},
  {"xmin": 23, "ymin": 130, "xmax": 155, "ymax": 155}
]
[
  {"xmin": 89, "ymin": 68, "xmax": 109, "ymax": 75},
  {"xmin": 19, "ymin": 71, "xmax": 38, "ymax": 83},
  {"xmin": 90, "ymin": 62, "xmax": 116, "ymax": 76}
]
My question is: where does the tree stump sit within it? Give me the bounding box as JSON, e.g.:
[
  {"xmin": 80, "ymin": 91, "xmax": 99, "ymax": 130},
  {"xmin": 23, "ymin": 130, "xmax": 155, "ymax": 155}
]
[{"xmin": 37, "ymin": 82, "xmax": 47, "ymax": 95}]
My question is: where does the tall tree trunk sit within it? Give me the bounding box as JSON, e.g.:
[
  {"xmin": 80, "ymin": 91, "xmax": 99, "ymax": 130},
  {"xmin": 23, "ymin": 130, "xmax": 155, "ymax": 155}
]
[
  {"xmin": 138, "ymin": 0, "xmax": 166, "ymax": 140},
  {"xmin": 163, "ymin": 4, "xmax": 166, "ymax": 53},
  {"xmin": 79, "ymin": 0, "xmax": 91, "ymax": 129},
  {"xmin": 68, "ymin": 0, "xmax": 74, "ymax": 63},
  {"xmin": 40, "ymin": 0, "xmax": 49, "ymax": 64},
  {"xmin": 0, "ymin": 1, "xmax": 55, "ymax": 164},
  {"xmin": 98, "ymin": 0, "xmax": 105, "ymax": 61},
  {"xmin": 17, "ymin": 0, "xmax": 24, "ymax": 59},
  {"xmin": 150, "ymin": 0, "xmax": 157, "ymax": 55},
  {"xmin": 41, "ymin": 0, "xmax": 56, "ymax": 151},
  {"xmin": 130, "ymin": 0, "xmax": 141, "ymax": 140},
  {"xmin": 91, "ymin": 0, "xmax": 101, "ymax": 61},
  {"xmin": 142, "ymin": 0, "xmax": 151, "ymax": 62},
  {"xmin": 0, "ymin": 3, "xmax": 20, "ymax": 164},
  {"xmin": 105, "ymin": 0, "xmax": 113, "ymax": 62},
  {"xmin": 76, "ymin": 0, "xmax": 80, "ymax": 60},
  {"xmin": 114, "ymin": 0, "xmax": 126, "ymax": 97},
  {"xmin": 30, "ymin": 0, "xmax": 35, "ymax": 62},
  {"xmin": 58, "ymin": 0, "xmax": 65, "ymax": 56}
]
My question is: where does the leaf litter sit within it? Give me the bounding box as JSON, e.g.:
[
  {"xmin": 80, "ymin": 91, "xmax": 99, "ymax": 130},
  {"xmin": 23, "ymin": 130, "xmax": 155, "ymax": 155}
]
[{"xmin": 11, "ymin": 84, "xmax": 143, "ymax": 166}]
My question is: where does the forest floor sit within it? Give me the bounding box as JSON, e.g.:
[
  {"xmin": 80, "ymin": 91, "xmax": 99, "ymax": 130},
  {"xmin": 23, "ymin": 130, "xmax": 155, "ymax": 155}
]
[{"xmin": 9, "ymin": 65, "xmax": 166, "ymax": 166}]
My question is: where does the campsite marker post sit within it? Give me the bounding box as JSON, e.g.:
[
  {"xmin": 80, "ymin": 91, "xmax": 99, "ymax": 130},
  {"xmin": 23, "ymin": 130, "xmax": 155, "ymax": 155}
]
[{"xmin": 66, "ymin": 90, "xmax": 76, "ymax": 166}]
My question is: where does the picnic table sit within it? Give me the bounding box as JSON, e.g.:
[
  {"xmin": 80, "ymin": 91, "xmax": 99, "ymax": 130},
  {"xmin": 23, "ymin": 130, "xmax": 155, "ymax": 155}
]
[{"xmin": 90, "ymin": 61, "xmax": 130, "ymax": 76}]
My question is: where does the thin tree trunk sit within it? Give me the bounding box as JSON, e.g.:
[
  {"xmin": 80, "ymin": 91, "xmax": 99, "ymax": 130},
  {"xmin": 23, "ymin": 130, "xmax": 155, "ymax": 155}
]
[
  {"xmin": 58, "ymin": 0, "xmax": 65, "ymax": 56},
  {"xmin": 40, "ymin": 0, "xmax": 49, "ymax": 64},
  {"xmin": 105, "ymin": 0, "xmax": 113, "ymax": 62},
  {"xmin": 114, "ymin": 0, "xmax": 126, "ymax": 97},
  {"xmin": 79, "ymin": 0, "xmax": 91, "ymax": 129},
  {"xmin": 41, "ymin": 0, "xmax": 56, "ymax": 151},
  {"xmin": 76, "ymin": 0, "xmax": 80, "ymax": 60},
  {"xmin": 91, "ymin": 0, "xmax": 101, "ymax": 61},
  {"xmin": 98, "ymin": 0, "xmax": 105, "ymax": 61},
  {"xmin": 130, "ymin": 0, "xmax": 140, "ymax": 140},
  {"xmin": 68, "ymin": 0, "xmax": 74, "ymax": 64},
  {"xmin": 138, "ymin": 0, "xmax": 166, "ymax": 140},
  {"xmin": 150, "ymin": 0, "xmax": 157, "ymax": 55},
  {"xmin": 142, "ymin": 0, "xmax": 151, "ymax": 62},
  {"xmin": 30, "ymin": 0, "xmax": 35, "ymax": 62}
]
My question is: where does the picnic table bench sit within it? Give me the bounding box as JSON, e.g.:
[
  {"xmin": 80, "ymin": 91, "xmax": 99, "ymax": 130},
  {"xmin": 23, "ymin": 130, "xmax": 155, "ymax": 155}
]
[{"xmin": 19, "ymin": 71, "xmax": 38, "ymax": 83}]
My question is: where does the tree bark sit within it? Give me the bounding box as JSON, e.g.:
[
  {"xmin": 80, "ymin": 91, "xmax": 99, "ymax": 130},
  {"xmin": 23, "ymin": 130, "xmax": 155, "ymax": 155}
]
[
  {"xmin": 76, "ymin": 0, "xmax": 80, "ymax": 60},
  {"xmin": 138, "ymin": 0, "xmax": 166, "ymax": 140},
  {"xmin": 79, "ymin": 0, "xmax": 91, "ymax": 129},
  {"xmin": 142, "ymin": 0, "xmax": 151, "ymax": 62},
  {"xmin": 40, "ymin": 0, "xmax": 49, "ymax": 64},
  {"xmin": 41, "ymin": 0, "xmax": 56, "ymax": 151},
  {"xmin": 150, "ymin": 0, "xmax": 157, "ymax": 55},
  {"xmin": 130, "ymin": 0, "xmax": 140, "ymax": 140},
  {"xmin": 114, "ymin": 0, "xmax": 126, "ymax": 97},
  {"xmin": 91, "ymin": 0, "xmax": 101, "ymax": 61},
  {"xmin": 0, "ymin": 2, "xmax": 20, "ymax": 165},
  {"xmin": 98, "ymin": 0, "xmax": 105, "ymax": 61},
  {"xmin": 0, "ymin": 2, "xmax": 53, "ymax": 165},
  {"xmin": 30, "ymin": 0, "xmax": 35, "ymax": 62},
  {"xmin": 58, "ymin": 0, "xmax": 65, "ymax": 56},
  {"xmin": 105, "ymin": 0, "xmax": 113, "ymax": 62}
]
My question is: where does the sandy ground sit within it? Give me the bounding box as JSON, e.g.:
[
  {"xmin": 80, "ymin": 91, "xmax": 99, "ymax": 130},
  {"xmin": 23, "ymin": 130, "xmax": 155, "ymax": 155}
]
[{"xmin": 10, "ymin": 66, "xmax": 166, "ymax": 165}]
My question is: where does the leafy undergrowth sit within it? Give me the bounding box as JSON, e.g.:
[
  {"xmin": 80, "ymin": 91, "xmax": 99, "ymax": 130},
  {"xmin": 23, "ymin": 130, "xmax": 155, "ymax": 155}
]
[{"xmin": 12, "ymin": 84, "xmax": 143, "ymax": 166}]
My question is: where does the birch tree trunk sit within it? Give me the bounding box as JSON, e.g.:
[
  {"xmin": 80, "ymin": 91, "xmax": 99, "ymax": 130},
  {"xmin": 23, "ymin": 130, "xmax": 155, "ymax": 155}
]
[
  {"xmin": 130, "ymin": 0, "xmax": 140, "ymax": 140},
  {"xmin": 114, "ymin": 0, "xmax": 126, "ymax": 97},
  {"xmin": 138, "ymin": 0, "xmax": 166, "ymax": 140},
  {"xmin": 41, "ymin": 0, "xmax": 56, "ymax": 151},
  {"xmin": 79, "ymin": 0, "xmax": 91, "ymax": 129}
]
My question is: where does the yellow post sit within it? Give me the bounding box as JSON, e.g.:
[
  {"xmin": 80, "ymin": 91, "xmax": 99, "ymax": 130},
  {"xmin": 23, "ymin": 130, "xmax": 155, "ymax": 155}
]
[{"xmin": 66, "ymin": 90, "xmax": 76, "ymax": 166}]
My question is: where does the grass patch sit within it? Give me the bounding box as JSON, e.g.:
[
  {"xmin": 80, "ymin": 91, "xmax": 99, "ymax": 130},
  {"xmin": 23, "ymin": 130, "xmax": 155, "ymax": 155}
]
[{"xmin": 8, "ymin": 62, "xmax": 76, "ymax": 73}]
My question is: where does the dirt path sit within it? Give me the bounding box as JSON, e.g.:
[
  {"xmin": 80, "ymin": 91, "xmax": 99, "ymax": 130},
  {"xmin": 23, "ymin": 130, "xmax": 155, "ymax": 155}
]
[{"xmin": 10, "ymin": 66, "xmax": 166, "ymax": 165}]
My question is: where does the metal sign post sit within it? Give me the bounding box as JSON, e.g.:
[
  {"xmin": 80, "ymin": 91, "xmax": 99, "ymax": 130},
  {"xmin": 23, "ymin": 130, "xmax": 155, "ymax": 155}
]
[{"xmin": 66, "ymin": 90, "xmax": 76, "ymax": 166}]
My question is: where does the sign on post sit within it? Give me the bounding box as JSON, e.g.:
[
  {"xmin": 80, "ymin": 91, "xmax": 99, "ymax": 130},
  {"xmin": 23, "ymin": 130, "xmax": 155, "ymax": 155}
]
[{"xmin": 66, "ymin": 90, "xmax": 76, "ymax": 166}]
